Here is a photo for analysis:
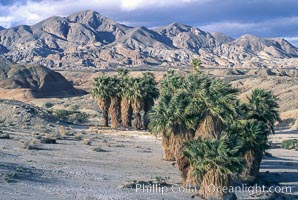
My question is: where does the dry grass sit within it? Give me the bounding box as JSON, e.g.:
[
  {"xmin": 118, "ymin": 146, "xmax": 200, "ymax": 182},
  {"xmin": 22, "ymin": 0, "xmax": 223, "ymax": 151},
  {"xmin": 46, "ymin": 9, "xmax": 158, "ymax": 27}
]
[
  {"xmin": 75, "ymin": 133, "xmax": 83, "ymax": 140},
  {"xmin": 40, "ymin": 134, "xmax": 57, "ymax": 144},
  {"xmin": 82, "ymin": 138, "xmax": 91, "ymax": 145},
  {"xmin": 21, "ymin": 139, "xmax": 41, "ymax": 150}
]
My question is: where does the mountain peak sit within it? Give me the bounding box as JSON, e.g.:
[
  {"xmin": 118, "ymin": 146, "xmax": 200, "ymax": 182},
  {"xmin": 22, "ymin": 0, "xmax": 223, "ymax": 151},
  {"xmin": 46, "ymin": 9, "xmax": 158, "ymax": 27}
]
[
  {"xmin": 67, "ymin": 9, "xmax": 116, "ymax": 30},
  {"xmin": 67, "ymin": 9, "xmax": 106, "ymax": 22}
]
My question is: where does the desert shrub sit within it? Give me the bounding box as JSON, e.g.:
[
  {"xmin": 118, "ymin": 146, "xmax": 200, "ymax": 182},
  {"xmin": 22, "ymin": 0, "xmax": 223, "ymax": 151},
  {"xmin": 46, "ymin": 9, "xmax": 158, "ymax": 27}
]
[
  {"xmin": 75, "ymin": 133, "xmax": 83, "ymax": 140},
  {"xmin": 281, "ymin": 139, "xmax": 298, "ymax": 150},
  {"xmin": 0, "ymin": 131, "xmax": 10, "ymax": 139},
  {"xmin": 40, "ymin": 135, "xmax": 57, "ymax": 144},
  {"xmin": 82, "ymin": 138, "xmax": 91, "ymax": 145},
  {"xmin": 21, "ymin": 139, "xmax": 40, "ymax": 150},
  {"xmin": 54, "ymin": 109, "xmax": 89, "ymax": 124},
  {"xmin": 44, "ymin": 102, "xmax": 54, "ymax": 108}
]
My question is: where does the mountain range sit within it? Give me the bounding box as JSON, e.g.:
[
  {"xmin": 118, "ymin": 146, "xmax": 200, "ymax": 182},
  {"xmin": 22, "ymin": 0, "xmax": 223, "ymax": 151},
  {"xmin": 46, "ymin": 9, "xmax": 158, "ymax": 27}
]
[{"xmin": 0, "ymin": 10, "xmax": 297, "ymax": 69}]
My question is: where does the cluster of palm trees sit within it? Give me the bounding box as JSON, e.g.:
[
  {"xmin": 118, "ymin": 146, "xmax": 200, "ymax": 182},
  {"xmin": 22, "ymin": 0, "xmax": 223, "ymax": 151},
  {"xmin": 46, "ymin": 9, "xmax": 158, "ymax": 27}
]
[
  {"xmin": 92, "ymin": 69, "xmax": 159, "ymax": 129},
  {"xmin": 149, "ymin": 69, "xmax": 280, "ymax": 199}
]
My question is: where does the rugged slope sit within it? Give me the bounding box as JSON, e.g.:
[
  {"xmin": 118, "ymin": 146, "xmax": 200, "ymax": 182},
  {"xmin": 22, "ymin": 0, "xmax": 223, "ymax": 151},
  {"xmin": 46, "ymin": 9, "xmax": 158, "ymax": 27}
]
[
  {"xmin": 0, "ymin": 10, "xmax": 298, "ymax": 69},
  {"xmin": 0, "ymin": 58, "xmax": 78, "ymax": 98}
]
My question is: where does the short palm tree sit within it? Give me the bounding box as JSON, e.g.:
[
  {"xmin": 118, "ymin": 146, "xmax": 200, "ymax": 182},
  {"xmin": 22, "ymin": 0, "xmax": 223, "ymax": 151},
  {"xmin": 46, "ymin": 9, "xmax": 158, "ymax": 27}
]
[
  {"xmin": 236, "ymin": 89, "xmax": 280, "ymax": 182},
  {"xmin": 247, "ymin": 89, "xmax": 281, "ymax": 134},
  {"xmin": 237, "ymin": 119, "xmax": 270, "ymax": 182},
  {"xmin": 184, "ymin": 135, "xmax": 243, "ymax": 200},
  {"xmin": 150, "ymin": 89, "xmax": 195, "ymax": 161},
  {"xmin": 92, "ymin": 75, "xmax": 113, "ymax": 127},
  {"xmin": 150, "ymin": 71, "xmax": 195, "ymax": 161},
  {"xmin": 187, "ymin": 74, "xmax": 238, "ymax": 140}
]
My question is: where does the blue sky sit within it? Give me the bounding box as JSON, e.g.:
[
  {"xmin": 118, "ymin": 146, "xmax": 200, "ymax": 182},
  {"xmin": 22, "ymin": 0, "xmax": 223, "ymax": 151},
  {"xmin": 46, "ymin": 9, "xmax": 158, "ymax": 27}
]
[{"xmin": 0, "ymin": 0, "xmax": 297, "ymax": 46}]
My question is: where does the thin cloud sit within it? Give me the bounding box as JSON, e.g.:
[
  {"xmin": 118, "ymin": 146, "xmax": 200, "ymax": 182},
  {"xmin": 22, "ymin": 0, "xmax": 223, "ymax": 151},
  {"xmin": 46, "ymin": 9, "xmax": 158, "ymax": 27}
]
[
  {"xmin": 0, "ymin": 0, "xmax": 210, "ymax": 27},
  {"xmin": 200, "ymin": 17, "xmax": 298, "ymax": 38},
  {"xmin": 285, "ymin": 37, "xmax": 298, "ymax": 47},
  {"xmin": 120, "ymin": 0, "xmax": 210, "ymax": 11}
]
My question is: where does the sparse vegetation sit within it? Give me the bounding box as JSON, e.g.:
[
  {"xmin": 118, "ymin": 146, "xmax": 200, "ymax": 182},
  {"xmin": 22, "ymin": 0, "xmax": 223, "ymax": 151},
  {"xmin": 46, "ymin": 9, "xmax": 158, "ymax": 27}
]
[
  {"xmin": 40, "ymin": 135, "xmax": 57, "ymax": 144},
  {"xmin": 281, "ymin": 139, "xmax": 298, "ymax": 150},
  {"xmin": 0, "ymin": 131, "xmax": 10, "ymax": 139},
  {"xmin": 21, "ymin": 139, "xmax": 41, "ymax": 150},
  {"xmin": 54, "ymin": 109, "xmax": 89, "ymax": 124},
  {"xmin": 82, "ymin": 138, "xmax": 91, "ymax": 145}
]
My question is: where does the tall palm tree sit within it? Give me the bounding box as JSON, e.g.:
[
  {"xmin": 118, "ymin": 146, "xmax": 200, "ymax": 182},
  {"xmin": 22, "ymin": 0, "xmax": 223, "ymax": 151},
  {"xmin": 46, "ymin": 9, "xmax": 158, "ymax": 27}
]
[
  {"xmin": 108, "ymin": 76, "xmax": 121, "ymax": 129},
  {"xmin": 117, "ymin": 68, "xmax": 133, "ymax": 128},
  {"xmin": 92, "ymin": 75, "xmax": 113, "ymax": 127},
  {"xmin": 184, "ymin": 135, "xmax": 243, "ymax": 200},
  {"xmin": 129, "ymin": 77, "xmax": 145, "ymax": 129},
  {"xmin": 119, "ymin": 77, "xmax": 134, "ymax": 128},
  {"xmin": 141, "ymin": 72, "xmax": 159, "ymax": 129},
  {"xmin": 92, "ymin": 75, "xmax": 121, "ymax": 128}
]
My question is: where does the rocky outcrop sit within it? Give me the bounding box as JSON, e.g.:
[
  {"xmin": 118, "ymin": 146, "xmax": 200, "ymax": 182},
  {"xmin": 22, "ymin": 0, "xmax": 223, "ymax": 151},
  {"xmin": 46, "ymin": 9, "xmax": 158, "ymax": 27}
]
[
  {"xmin": 0, "ymin": 58, "xmax": 78, "ymax": 98},
  {"xmin": 0, "ymin": 10, "xmax": 297, "ymax": 69}
]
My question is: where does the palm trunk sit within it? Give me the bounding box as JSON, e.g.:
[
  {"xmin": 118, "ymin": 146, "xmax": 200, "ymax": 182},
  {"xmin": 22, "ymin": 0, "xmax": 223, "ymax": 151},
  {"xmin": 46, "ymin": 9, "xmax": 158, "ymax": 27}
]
[
  {"xmin": 181, "ymin": 114, "xmax": 224, "ymax": 187},
  {"xmin": 132, "ymin": 98, "xmax": 143, "ymax": 129},
  {"xmin": 240, "ymin": 150, "xmax": 263, "ymax": 183},
  {"xmin": 109, "ymin": 96, "xmax": 120, "ymax": 129},
  {"xmin": 194, "ymin": 114, "xmax": 223, "ymax": 140},
  {"xmin": 162, "ymin": 133, "xmax": 175, "ymax": 161},
  {"xmin": 173, "ymin": 130, "xmax": 195, "ymax": 186},
  {"xmin": 98, "ymin": 98, "xmax": 110, "ymax": 127},
  {"xmin": 121, "ymin": 97, "xmax": 132, "ymax": 128},
  {"xmin": 199, "ymin": 169, "xmax": 236, "ymax": 200}
]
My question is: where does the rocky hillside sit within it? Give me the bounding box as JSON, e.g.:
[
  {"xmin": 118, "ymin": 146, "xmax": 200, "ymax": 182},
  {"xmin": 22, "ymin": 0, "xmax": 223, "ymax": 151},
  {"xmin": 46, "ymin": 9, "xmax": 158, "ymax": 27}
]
[
  {"xmin": 0, "ymin": 58, "xmax": 78, "ymax": 98},
  {"xmin": 0, "ymin": 10, "xmax": 298, "ymax": 69}
]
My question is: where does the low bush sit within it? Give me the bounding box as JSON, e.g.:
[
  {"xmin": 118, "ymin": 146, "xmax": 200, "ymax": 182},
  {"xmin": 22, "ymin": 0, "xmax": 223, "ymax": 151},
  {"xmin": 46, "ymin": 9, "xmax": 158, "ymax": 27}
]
[
  {"xmin": 281, "ymin": 139, "xmax": 298, "ymax": 150},
  {"xmin": 54, "ymin": 109, "xmax": 89, "ymax": 124}
]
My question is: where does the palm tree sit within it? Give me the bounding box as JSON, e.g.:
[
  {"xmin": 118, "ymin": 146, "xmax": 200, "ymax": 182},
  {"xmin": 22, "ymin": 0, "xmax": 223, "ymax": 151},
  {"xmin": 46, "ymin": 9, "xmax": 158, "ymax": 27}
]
[
  {"xmin": 92, "ymin": 75, "xmax": 121, "ymax": 128},
  {"xmin": 108, "ymin": 76, "xmax": 121, "ymax": 129},
  {"xmin": 184, "ymin": 135, "xmax": 243, "ymax": 200},
  {"xmin": 246, "ymin": 89, "xmax": 281, "ymax": 134},
  {"xmin": 92, "ymin": 75, "xmax": 113, "ymax": 127},
  {"xmin": 236, "ymin": 89, "xmax": 280, "ymax": 182},
  {"xmin": 119, "ymin": 77, "xmax": 134, "ymax": 128},
  {"xmin": 237, "ymin": 119, "xmax": 270, "ymax": 182},
  {"xmin": 179, "ymin": 73, "xmax": 239, "ymax": 186},
  {"xmin": 150, "ymin": 89, "xmax": 195, "ymax": 161},
  {"xmin": 129, "ymin": 77, "xmax": 145, "ymax": 129},
  {"xmin": 141, "ymin": 72, "xmax": 159, "ymax": 129},
  {"xmin": 150, "ymin": 71, "xmax": 194, "ymax": 161},
  {"xmin": 117, "ymin": 68, "xmax": 134, "ymax": 128},
  {"xmin": 186, "ymin": 74, "xmax": 238, "ymax": 139}
]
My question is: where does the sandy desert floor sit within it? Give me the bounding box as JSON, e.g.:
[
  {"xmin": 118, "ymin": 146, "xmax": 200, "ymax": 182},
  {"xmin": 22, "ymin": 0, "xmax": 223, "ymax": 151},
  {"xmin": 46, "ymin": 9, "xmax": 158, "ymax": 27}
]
[{"xmin": 0, "ymin": 127, "xmax": 297, "ymax": 200}]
